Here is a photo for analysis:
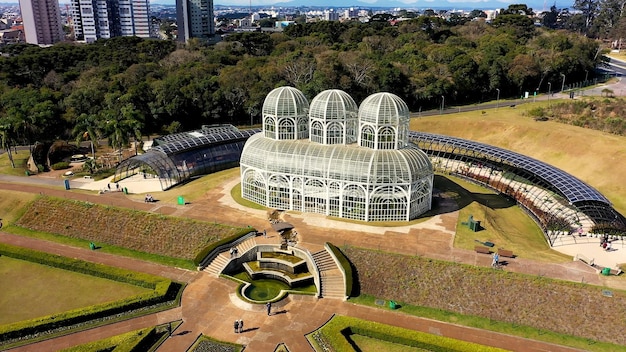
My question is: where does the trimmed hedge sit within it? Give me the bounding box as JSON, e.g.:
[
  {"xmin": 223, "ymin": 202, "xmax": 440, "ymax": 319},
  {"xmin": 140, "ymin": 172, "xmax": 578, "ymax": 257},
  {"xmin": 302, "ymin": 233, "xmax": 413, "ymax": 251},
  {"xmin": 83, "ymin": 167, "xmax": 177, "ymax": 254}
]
[
  {"xmin": 0, "ymin": 243, "xmax": 178, "ymax": 343},
  {"xmin": 312, "ymin": 315, "xmax": 507, "ymax": 352},
  {"xmin": 193, "ymin": 229, "xmax": 256, "ymax": 266},
  {"xmin": 61, "ymin": 326, "xmax": 159, "ymax": 352},
  {"xmin": 326, "ymin": 243, "xmax": 353, "ymax": 297},
  {"xmin": 50, "ymin": 162, "xmax": 70, "ymax": 170}
]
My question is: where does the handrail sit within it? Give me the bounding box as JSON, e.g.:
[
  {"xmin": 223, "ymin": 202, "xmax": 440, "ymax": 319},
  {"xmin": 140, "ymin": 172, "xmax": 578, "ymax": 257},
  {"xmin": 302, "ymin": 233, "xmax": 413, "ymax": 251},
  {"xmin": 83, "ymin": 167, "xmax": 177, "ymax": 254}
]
[{"xmin": 198, "ymin": 231, "xmax": 257, "ymax": 270}]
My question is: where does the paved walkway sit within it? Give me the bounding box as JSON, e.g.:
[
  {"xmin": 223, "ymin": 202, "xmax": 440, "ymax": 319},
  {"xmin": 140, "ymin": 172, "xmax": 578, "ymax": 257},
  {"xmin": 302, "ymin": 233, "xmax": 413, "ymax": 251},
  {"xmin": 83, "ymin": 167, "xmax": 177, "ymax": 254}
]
[{"xmin": 0, "ymin": 178, "xmax": 622, "ymax": 351}]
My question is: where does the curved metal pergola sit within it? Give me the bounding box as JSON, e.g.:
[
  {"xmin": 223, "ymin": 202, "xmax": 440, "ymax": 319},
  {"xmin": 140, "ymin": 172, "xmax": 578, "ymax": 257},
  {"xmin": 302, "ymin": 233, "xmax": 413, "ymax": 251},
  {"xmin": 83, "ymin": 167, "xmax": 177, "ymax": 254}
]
[
  {"xmin": 114, "ymin": 125, "xmax": 260, "ymax": 190},
  {"xmin": 409, "ymin": 131, "xmax": 626, "ymax": 244}
]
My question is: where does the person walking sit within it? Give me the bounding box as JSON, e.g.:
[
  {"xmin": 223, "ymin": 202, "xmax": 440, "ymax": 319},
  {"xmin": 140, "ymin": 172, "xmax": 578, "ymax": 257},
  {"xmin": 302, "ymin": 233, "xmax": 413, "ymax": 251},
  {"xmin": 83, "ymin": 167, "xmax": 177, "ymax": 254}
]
[
  {"xmin": 266, "ymin": 302, "xmax": 271, "ymax": 316},
  {"xmin": 238, "ymin": 319, "xmax": 244, "ymax": 333},
  {"xmin": 234, "ymin": 320, "xmax": 239, "ymax": 333}
]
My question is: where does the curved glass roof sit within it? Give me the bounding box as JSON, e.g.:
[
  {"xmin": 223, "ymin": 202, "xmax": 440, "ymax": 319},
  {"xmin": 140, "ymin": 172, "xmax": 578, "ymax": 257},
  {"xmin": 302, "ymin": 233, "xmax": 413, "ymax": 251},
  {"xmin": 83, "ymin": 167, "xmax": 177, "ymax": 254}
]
[
  {"xmin": 358, "ymin": 92, "xmax": 410, "ymax": 126},
  {"xmin": 153, "ymin": 129, "xmax": 258, "ymax": 155},
  {"xmin": 241, "ymin": 133, "xmax": 432, "ymax": 184},
  {"xmin": 309, "ymin": 89, "xmax": 358, "ymax": 122},
  {"xmin": 262, "ymin": 86, "xmax": 309, "ymax": 118},
  {"xmin": 409, "ymin": 131, "xmax": 611, "ymax": 205}
]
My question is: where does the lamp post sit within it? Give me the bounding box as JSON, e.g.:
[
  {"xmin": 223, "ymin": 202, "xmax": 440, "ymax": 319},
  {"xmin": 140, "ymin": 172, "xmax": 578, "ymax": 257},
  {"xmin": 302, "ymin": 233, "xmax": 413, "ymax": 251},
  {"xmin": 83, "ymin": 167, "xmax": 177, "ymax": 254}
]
[
  {"xmin": 548, "ymin": 82, "xmax": 552, "ymax": 106},
  {"xmin": 440, "ymin": 95, "xmax": 445, "ymax": 115},
  {"xmin": 496, "ymin": 88, "xmax": 500, "ymax": 110},
  {"xmin": 560, "ymin": 73, "xmax": 566, "ymax": 92}
]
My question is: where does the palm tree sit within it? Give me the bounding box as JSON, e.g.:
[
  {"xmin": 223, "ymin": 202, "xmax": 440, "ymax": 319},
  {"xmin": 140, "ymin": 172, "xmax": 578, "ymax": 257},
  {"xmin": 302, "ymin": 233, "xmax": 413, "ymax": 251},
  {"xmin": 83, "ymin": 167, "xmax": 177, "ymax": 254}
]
[
  {"xmin": 72, "ymin": 113, "xmax": 101, "ymax": 161},
  {"xmin": 102, "ymin": 104, "xmax": 143, "ymax": 164}
]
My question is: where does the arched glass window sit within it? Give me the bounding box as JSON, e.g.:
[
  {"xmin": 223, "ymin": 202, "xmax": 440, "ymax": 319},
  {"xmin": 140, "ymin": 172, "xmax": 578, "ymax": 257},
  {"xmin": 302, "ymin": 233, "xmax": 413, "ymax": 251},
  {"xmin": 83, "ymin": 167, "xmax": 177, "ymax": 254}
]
[
  {"xmin": 378, "ymin": 126, "xmax": 396, "ymax": 150},
  {"xmin": 327, "ymin": 122, "xmax": 343, "ymax": 145},
  {"xmin": 311, "ymin": 121, "xmax": 323, "ymax": 144},
  {"xmin": 360, "ymin": 125, "xmax": 375, "ymax": 149},
  {"xmin": 342, "ymin": 184, "xmax": 366, "ymax": 220},
  {"xmin": 264, "ymin": 116, "xmax": 276, "ymax": 139},
  {"xmin": 278, "ymin": 119, "xmax": 295, "ymax": 140}
]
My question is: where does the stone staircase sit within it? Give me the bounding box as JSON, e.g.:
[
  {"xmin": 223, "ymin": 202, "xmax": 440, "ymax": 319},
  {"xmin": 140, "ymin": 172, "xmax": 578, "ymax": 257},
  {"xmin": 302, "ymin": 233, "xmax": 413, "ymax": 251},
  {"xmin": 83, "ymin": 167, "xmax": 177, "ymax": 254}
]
[
  {"xmin": 312, "ymin": 249, "xmax": 346, "ymax": 299},
  {"xmin": 204, "ymin": 253, "xmax": 230, "ymax": 276},
  {"xmin": 203, "ymin": 237, "xmax": 257, "ymax": 276}
]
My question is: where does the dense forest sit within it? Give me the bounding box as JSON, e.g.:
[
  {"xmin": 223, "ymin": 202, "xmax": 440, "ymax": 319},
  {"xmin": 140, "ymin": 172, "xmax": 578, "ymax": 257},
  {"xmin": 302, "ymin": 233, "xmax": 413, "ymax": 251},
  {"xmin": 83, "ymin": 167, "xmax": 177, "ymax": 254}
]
[{"xmin": 0, "ymin": 6, "xmax": 605, "ymax": 156}]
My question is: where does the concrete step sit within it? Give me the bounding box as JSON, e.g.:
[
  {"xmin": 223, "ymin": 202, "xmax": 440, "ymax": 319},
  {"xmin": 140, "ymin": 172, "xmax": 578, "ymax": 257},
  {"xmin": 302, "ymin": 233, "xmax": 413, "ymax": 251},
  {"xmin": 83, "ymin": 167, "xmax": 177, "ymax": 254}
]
[{"xmin": 204, "ymin": 253, "xmax": 230, "ymax": 276}]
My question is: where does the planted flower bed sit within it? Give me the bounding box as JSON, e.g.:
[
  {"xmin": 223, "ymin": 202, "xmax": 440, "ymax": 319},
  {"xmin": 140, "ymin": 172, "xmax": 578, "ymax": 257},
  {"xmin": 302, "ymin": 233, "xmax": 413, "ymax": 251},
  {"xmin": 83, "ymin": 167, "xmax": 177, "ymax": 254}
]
[
  {"xmin": 343, "ymin": 246, "xmax": 626, "ymax": 345},
  {"xmin": 16, "ymin": 196, "xmax": 246, "ymax": 260}
]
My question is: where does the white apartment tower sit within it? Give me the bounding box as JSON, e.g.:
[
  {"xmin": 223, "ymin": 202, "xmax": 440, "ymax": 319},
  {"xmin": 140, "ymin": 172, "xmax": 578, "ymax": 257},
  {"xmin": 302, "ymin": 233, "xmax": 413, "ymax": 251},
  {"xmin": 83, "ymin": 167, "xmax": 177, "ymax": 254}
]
[
  {"xmin": 176, "ymin": 0, "xmax": 214, "ymax": 42},
  {"xmin": 19, "ymin": 0, "xmax": 64, "ymax": 44},
  {"xmin": 71, "ymin": 0, "xmax": 150, "ymax": 43}
]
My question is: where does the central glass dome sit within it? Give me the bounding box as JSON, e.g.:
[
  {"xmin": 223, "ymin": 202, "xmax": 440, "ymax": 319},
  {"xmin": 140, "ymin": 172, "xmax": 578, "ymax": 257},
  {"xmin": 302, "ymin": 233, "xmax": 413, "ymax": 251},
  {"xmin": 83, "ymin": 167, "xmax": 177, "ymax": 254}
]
[{"xmin": 309, "ymin": 89, "xmax": 358, "ymax": 145}]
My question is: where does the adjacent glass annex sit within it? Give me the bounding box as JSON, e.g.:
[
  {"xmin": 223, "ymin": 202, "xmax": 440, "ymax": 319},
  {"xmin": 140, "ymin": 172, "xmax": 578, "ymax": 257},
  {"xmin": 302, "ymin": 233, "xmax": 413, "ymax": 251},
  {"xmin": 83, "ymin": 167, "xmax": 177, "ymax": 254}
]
[{"xmin": 241, "ymin": 87, "xmax": 434, "ymax": 222}]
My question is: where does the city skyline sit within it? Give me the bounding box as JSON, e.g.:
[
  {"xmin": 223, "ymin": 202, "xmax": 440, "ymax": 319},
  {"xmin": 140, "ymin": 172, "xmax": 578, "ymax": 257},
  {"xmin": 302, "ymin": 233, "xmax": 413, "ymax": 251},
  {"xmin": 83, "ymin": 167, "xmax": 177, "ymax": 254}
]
[{"xmin": 0, "ymin": 0, "xmax": 574, "ymax": 11}]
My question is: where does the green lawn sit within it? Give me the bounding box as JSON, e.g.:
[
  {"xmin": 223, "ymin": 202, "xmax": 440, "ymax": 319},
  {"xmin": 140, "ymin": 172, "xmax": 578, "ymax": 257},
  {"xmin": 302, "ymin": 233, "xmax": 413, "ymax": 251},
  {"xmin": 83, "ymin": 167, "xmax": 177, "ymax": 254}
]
[
  {"xmin": 0, "ymin": 256, "xmax": 151, "ymax": 324},
  {"xmin": 0, "ymin": 152, "xmax": 29, "ymax": 177},
  {"xmin": 439, "ymin": 175, "xmax": 572, "ymax": 263}
]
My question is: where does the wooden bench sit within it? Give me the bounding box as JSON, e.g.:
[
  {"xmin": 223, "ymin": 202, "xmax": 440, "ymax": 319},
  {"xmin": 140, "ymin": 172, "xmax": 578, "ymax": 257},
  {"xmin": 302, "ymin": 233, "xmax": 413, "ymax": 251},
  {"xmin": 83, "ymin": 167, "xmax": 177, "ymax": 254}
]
[
  {"xmin": 498, "ymin": 249, "xmax": 515, "ymax": 258},
  {"xmin": 474, "ymin": 246, "xmax": 491, "ymax": 254}
]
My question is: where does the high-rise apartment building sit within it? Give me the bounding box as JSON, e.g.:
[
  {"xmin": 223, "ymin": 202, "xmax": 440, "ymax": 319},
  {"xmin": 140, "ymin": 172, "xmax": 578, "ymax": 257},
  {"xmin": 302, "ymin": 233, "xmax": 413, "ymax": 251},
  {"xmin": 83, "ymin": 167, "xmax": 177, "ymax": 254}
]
[
  {"xmin": 19, "ymin": 0, "xmax": 64, "ymax": 45},
  {"xmin": 176, "ymin": 0, "xmax": 214, "ymax": 42},
  {"xmin": 71, "ymin": 0, "xmax": 150, "ymax": 43}
]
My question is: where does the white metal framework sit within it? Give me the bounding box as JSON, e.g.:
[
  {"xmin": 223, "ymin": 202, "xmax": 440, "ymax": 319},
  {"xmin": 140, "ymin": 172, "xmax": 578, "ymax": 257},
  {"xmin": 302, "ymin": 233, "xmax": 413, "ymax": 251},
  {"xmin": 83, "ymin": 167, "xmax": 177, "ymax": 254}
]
[{"xmin": 241, "ymin": 87, "xmax": 433, "ymax": 222}]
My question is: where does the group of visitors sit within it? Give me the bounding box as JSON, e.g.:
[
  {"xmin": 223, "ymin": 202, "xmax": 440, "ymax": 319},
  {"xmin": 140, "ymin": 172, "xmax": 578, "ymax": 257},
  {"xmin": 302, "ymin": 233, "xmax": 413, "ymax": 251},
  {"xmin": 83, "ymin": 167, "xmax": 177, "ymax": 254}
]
[
  {"xmin": 229, "ymin": 247, "xmax": 239, "ymax": 258},
  {"xmin": 233, "ymin": 319, "xmax": 244, "ymax": 333},
  {"xmin": 144, "ymin": 194, "xmax": 155, "ymax": 203}
]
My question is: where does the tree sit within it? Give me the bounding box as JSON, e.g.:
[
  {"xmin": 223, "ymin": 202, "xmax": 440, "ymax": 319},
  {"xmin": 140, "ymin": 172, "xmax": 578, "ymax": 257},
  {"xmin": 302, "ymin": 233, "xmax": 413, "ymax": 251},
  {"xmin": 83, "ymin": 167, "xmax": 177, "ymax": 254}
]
[
  {"xmin": 573, "ymin": 0, "xmax": 600, "ymax": 35},
  {"xmin": 72, "ymin": 113, "xmax": 101, "ymax": 160},
  {"xmin": 541, "ymin": 5, "xmax": 559, "ymax": 29}
]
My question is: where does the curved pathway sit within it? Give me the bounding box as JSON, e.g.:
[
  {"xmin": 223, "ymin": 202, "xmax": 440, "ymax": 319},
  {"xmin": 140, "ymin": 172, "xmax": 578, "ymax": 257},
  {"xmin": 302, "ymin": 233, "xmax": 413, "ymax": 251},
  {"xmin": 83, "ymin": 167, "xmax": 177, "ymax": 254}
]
[{"xmin": 0, "ymin": 179, "xmax": 618, "ymax": 351}]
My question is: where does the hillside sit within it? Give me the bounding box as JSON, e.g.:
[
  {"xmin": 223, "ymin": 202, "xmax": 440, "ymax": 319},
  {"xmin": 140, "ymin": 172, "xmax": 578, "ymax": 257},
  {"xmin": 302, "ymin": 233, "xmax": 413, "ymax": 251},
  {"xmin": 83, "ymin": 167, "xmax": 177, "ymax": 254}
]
[{"xmin": 411, "ymin": 102, "xmax": 626, "ymax": 215}]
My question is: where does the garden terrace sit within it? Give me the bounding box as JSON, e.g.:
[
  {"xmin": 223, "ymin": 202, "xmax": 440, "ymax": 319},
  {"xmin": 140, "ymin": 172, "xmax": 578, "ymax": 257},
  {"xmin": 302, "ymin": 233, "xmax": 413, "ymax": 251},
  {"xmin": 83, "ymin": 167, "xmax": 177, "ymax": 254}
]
[
  {"xmin": 343, "ymin": 246, "xmax": 626, "ymax": 345},
  {"xmin": 114, "ymin": 125, "xmax": 259, "ymax": 190},
  {"xmin": 15, "ymin": 196, "xmax": 246, "ymax": 261},
  {"xmin": 410, "ymin": 131, "xmax": 626, "ymax": 244}
]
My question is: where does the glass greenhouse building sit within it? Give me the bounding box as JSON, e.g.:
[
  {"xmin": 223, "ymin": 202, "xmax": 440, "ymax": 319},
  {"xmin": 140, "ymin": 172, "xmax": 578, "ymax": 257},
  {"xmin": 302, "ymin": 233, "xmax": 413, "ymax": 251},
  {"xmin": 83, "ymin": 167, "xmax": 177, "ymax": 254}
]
[{"xmin": 239, "ymin": 87, "xmax": 434, "ymax": 222}]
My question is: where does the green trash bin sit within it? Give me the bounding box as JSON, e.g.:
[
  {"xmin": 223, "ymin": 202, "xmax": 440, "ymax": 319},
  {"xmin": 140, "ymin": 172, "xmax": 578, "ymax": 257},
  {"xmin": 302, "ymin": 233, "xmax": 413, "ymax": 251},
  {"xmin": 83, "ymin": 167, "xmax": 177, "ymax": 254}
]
[
  {"xmin": 89, "ymin": 242, "xmax": 95, "ymax": 250},
  {"xmin": 602, "ymin": 267, "xmax": 611, "ymax": 276},
  {"xmin": 389, "ymin": 300, "xmax": 397, "ymax": 309},
  {"xmin": 25, "ymin": 170, "xmax": 30, "ymax": 176},
  {"xmin": 177, "ymin": 196, "xmax": 185, "ymax": 205}
]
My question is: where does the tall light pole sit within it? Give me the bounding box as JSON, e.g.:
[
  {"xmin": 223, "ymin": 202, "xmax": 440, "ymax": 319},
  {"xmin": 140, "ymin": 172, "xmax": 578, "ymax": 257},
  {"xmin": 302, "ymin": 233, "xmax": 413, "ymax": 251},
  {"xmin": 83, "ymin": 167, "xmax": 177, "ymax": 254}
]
[
  {"xmin": 440, "ymin": 95, "xmax": 445, "ymax": 115},
  {"xmin": 560, "ymin": 73, "xmax": 566, "ymax": 92},
  {"xmin": 496, "ymin": 88, "xmax": 500, "ymax": 110},
  {"xmin": 548, "ymin": 82, "xmax": 552, "ymax": 106}
]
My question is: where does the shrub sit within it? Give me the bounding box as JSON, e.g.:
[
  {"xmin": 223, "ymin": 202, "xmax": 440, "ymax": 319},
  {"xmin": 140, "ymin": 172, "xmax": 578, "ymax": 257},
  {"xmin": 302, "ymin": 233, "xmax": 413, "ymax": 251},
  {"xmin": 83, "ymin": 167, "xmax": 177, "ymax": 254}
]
[{"xmin": 50, "ymin": 161, "xmax": 70, "ymax": 170}]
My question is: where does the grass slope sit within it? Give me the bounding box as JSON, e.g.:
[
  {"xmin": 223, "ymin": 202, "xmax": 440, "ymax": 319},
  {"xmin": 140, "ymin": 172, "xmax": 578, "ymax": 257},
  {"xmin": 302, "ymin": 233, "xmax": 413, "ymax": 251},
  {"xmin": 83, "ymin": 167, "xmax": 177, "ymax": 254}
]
[
  {"xmin": 344, "ymin": 246, "xmax": 626, "ymax": 346},
  {"xmin": 411, "ymin": 101, "xmax": 626, "ymax": 215}
]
